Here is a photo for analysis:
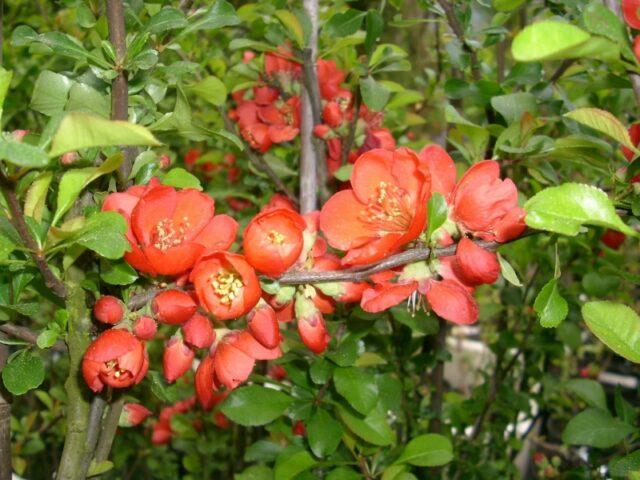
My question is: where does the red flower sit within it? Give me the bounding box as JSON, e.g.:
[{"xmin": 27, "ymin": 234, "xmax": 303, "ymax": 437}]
[
  {"xmin": 623, "ymin": 123, "xmax": 640, "ymax": 161},
  {"xmin": 190, "ymin": 252, "xmax": 261, "ymax": 320},
  {"xmin": 212, "ymin": 332, "xmax": 256, "ymax": 390},
  {"xmin": 453, "ymin": 237, "xmax": 500, "ymax": 286},
  {"xmin": 292, "ymin": 421, "xmax": 306, "ymax": 436},
  {"xmin": 264, "ymin": 46, "xmax": 301, "ymax": 79},
  {"xmin": 243, "ymin": 208, "xmax": 307, "ymax": 276},
  {"xmin": 601, "ymin": 229, "xmax": 626, "ymax": 250},
  {"xmin": 268, "ymin": 364, "xmax": 287, "ymax": 380},
  {"xmin": 195, "ymin": 353, "xmax": 217, "ymax": 410},
  {"xmin": 247, "ymin": 303, "xmax": 280, "ymax": 349},
  {"xmin": 152, "ymin": 290, "xmax": 198, "ymax": 325},
  {"xmin": 120, "ymin": 403, "xmax": 152, "ymax": 427},
  {"xmin": 317, "ymin": 60, "xmax": 346, "ymax": 100},
  {"xmin": 93, "ymin": 296, "xmax": 124, "ymax": 325},
  {"xmin": 133, "ymin": 315, "xmax": 157, "ymax": 340},
  {"xmin": 182, "ymin": 313, "xmax": 215, "ymax": 349},
  {"xmin": 214, "ymin": 411, "xmax": 230, "ymax": 429},
  {"xmin": 623, "ymin": 0, "xmax": 640, "ymax": 29},
  {"xmin": 422, "ymin": 278, "xmax": 478, "ymax": 325},
  {"xmin": 82, "ymin": 329, "xmax": 148, "ymax": 393},
  {"xmin": 323, "ymin": 101, "xmax": 343, "ymax": 127},
  {"xmin": 163, "ymin": 336, "xmax": 195, "ymax": 383},
  {"xmin": 418, "ymin": 144, "xmax": 457, "ymax": 197},
  {"xmin": 184, "ymin": 149, "xmax": 201, "ymax": 169},
  {"xmin": 151, "ymin": 420, "xmax": 172, "ymax": 445},
  {"xmin": 320, "ymin": 148, "xmax": 430, "ymax": 266},
  {"xmin": 360, "ymin": 278, "xmax": 418, "ymax": 313},
  {"xmin": 102, "ymin": 183, "xmax": 238, "ymax": 276},
  {"xmin": 451, "ymin": 161, "xmax": 525, "ymax": 242},
  {"xmin": 254, "ymin": 85, "xmax": 280, "ymax": 105}
]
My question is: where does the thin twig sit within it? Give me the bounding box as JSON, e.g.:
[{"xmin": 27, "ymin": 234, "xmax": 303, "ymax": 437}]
[
  {"xmin": 93, "ymin": 396, "xmax": 125, "ymax": 464},
  {"xmin": 0, "ymin": 324, "xmax": 66, "ymax": 352},
  {"xmin": 549, "ymin": 59, "xmax": 575, "ymax": 83},
  {"xmin": 221, "ymin": 110, "xmax": 299, "ymax": 205},
  {"xmin": 437, "ymin": 0, "xmax": 480, "ymax": 81},
  {"xmin": 0, "ymin": 174, "xmax": 66, "ymax": 298},
  {"xmin": 276, "ymin": 232, "xmax": 536, "ymax": 285}
]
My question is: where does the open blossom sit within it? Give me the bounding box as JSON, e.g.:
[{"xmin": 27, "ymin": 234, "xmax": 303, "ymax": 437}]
[
  {"xmin": 82, "ymin": 329, "xmax": 148, "ymax": 393},
  {"xmin": 190, "ymin": 252, "xmax": 261, "ymax": 320},
  {"xmin": 102, "ymin": 182, "xmax": 238, "ymax": 277},
  {"xmin": 320, "ymin": 148, "xmax": 430, "ymax": 266},
  {"xmin": 242, "ymin": 208, "xmax": 307, "ymax": 277},
  {"xmin": 451, "ymin": 161, "xmax": 525, "ymax": 242}
]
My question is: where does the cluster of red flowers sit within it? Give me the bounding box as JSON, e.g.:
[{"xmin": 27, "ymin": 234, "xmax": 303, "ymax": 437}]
[
  {"xmin": 229, "ymin": 46, "xmax": 395, "ymax": 175},
  {"xmin": 82, "ymin": 141, "xmax": 525, "ymax": 442}
]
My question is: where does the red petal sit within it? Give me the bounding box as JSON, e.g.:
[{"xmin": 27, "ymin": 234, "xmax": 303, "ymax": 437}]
[
  {"xmin": 131, "ymin": 185, "xmax": 177, "ymax": 246},
  {"xmin": 623, "ymin": 0, "xmax": 640, "ymax": 29},
  {"xmin": 193, "ymin": 214, "xmax": 239, "ymax": 253},
  {"xmin": 418, "ymin": 144, "xmax": 456, "ymax": 197},
  {"xmin": 425, "ymin": 279, "xmax": 478, "ymax": 325},
  {"xmin": 360, "ymin": 282, "xmax": 418, "ymax": 313},
  {"xmin": 350, "ymin": 149, "xmax": 395, "ymax": 204},
  {"xmin": 319, "ymin": 190, "xmax": 372, "ymax": 251},
  {"xmin": 455, "ymin": 238, "xmax": 500, "ymax": 286}
]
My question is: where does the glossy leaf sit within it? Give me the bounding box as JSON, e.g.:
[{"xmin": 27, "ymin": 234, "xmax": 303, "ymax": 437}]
[
  {"xmin": 394, "ymin": 434, "xmax": 453, "ymax": 467},
  {"xmin": 534, "ymin": 279, "xmax": 568, "ymax": 328},
  {"xmin": 221, "ymin": 386, "xmax": 292, "ymax": 426},
  {"xmin": 2, "ymin": 350, "xmax": 45, "ymax": 395},
  {"xmin": 333, "ymin": 367, "xmax": 379, "ymax": 415},
  {"xmin": 562, "ymin": 408, "xmax": 634, "ymax": 448},
  {"xmin": 582, "ymin": 301, "xmax": 640, "ymax": 363},
  {"xmin": 307, "ymin": 409, "xmax": 344, "ymax": 458}
]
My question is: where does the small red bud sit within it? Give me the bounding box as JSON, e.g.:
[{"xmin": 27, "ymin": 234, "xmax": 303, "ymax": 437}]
[
  {"xmin": 182, "ymin": 313, "xmax": 215, "ymax": 349},
  {"xmin": 247, "ymin": 304, "xmax": 280, "ymax": 349},
  {"xmin": 292, "ymin": 421, "xmax": 306, "ymax": 436},
  {"xmin": 93, "ymin": 296, "xmax": 124, "ymax": 325},
  {"xmin": 152, "ymin": 290, "xmax": 197, "ymax": 325},
  {"xmin": 133, "ymin": 315, "xmax": 157, "ymax": 340},
  {"xmin": 120, "ymin": 403, "xmax": 152, "ymax": 427},
  {"xmin": 163, "ymin": 336, "xmax": 195, "ymax": 383}
]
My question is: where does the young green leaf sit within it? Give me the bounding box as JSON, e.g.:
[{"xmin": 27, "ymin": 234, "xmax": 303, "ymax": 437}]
[
  {"xmin": 2, "ymin": 350, "xmax": 45, "ymax": 395},
  {"xmin": 337, "ymin": 405, "xmax": 395, "ymax": 446},
  {"xmin": 360, "ymin": 76, "xmax": 390, "ymax": 111},
  {"xmin": 565, "ymin": 379, "xmax": 607, "ymax": 410},
  {"xmin": 524, "ymin": 183, "xmax": 637, "ymax": 237},
  {"xmin": 426, "ymin": 192, "xmax": 448, "ymax": 239},
  {"xmin": 394, "ymin": 434, "xmax": 453, "ymax": 467},
  {"xmin": 0, "ymin": 139, "xmax": 50, "ymax": 168},
  {"xmin": 582, "ymin": 301, "xmax": 640, "ymax": 363},
  {"xmin": 324, "ymin": 9, "xmax": 365, "ymax": 37},
  {"xmin": 565, "ymin": 108, "xmax": 639, "ymax": 155},
  {"xmin": 562, "ymin": 408, "xmax": 634, "ymax": 448},
  {"xmin": 497, "ymin": 253, "xmax": 522, "ymax": 287},
  {"xmin": 161, "ymin": 167, "xmax": 202, "ymax": 190},
  {"xmin": 186, "ymin": 76, "xmax": 227, "ymax": 107},
  {"xmin": 49, "ymin": 112, "xmax": 161, "ymax": 157},
  {"xmin": 534, "ymin": 279, "xmax": 568, "ymax": 328},
  {"xmin": 273, "ymin": 446, "xmax": 317, "ymax": 480},
  {"xmin": 512, "ymin": 21, "xmax": 591, "ymax": 62}
]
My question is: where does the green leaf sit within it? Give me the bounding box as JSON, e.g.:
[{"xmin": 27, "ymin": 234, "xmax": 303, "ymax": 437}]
[
  {"xmin": 49, "ymin": 112, "xmax": 161, "ymax": 157},
  {"xmin": 100, "ymin": 259, "xmax": 138, "ymax": 286},
  {"xmin": 0, "ymin": 139, "xmax": 50, "ymax": 168},
  {"xmin": 360, "ymin": 76, "xmax": 390, "ymax": 112},
  {"xmin": 565, "ymin": 108, "xmax": 639, "ymax": 155},
  {"xmin": 609, "ymin": 450, "xmax": 640, "ymax": 477},
  {"xmin": 324, "ymin": 9, "xmax": 366, "ymax": 37},
  {"xmin": 212, "ymin": 129, "xmax": 244, "ymax": 151},
  {"xmin": 562, "ymin": 408, "xmax": 634, "ymax": 448},
  {"xmin": 52, "ymin": 153, "xmax": 123, "ymax": 225},
  {"xmin": 391, "ymin": 307, "xmax": 439, "ymax": 334},
  {"xmin": 307, "ymin": 409, "xmax": 344, "ymax": 458},
  {"xmin": 493, "ymin": 0, "xmax": 526, "ymax": 11},
  {"xmin": 67, "ymin": 83, "xmax": 110, "ymax": 118},
  {"xmin": 161, "ymin": 168, "xmax": 202, "ymax": 190},
  {"xmin": 333, "ymin": 367, "xmax": 379, "ymax": 415},
  {"xmin": 221, "ymin": 385, "xmax": 292, "ymax": 426},
  {"xmin": 524, "ymin": 183, "xmax": 636, "ymax": 237},
  {"xmin": 491, "ymin": 93, "xmax": 538, "ymax": 124},
  {"xmin": 30, "ymin": 70, "xmax": 72, "ymax": 116},
  {"xmin": 275, "ymin": 10, "xmax": 304, "ymax": 47},
  {"xmin": 326, "ymin": 467, "xmax": 362, "ymax": 480},
  {"xmin": 583, "ymin": 2, "xmax": 628, "ymax": 44},
  {"xmin": 145, "ymin": 7, "xmax": 188, "ymax": 34},
  {"xmin": 38, "ymin": 32, "xmax": 108, "ymax": 67},
  {"xmin": 87, "ymin": 460, "xmax": 114, "ymax": 477},
  {"xmin": 534, "ymin": 279, "xmax": 568, "ymax": 328},
  {"xmin": 273, "ymin": 446, "xmax": 317, "ymax": 480},
  {"xmin": 582, "ymin": 301, "xmax": 640, "ymax": 363},
  {"xmin": 337, "ymin": 405, "xmax": 395, "ymax": 446},
  {"xmin": 186, "ymin": 76, "xmax": 227, "ymax": 106},
  {"xmin": 427, "ymin": 192, "xmax": 448, "ymax": 239},
  {"xmin": 36, "ymin": 330, "xmax": 59, "ymax": 350},
  {"xmin": 364, "ymin": 10, "xmax": 384, "ymax": 53},
  {"xmin": 566, "ymin": 379, "xmax": 607, "ymax": 410},
  {"xmin": 511, "ymin": 21, "xmax": 591, "ymax": 62},
  {"xmin": 0, "ymin": 68, "xmax": 13, "ymax": 116},
  {"xmin": 75, "ymin": 211, "xmax": 130, "ymax": 259},
  {"xmin": 236, "ymin": 465, "xmax": 274, "ymax": 480},
  {"xmin": 333, "ymin": 164, "xmax": 353, "ymax": 182},
  {"xmin": 497, "ymin": 253, "xmax": 522, "ymax": 287},
  {"xmin": 0, "ymin": 234, "xmax": 15, "ymax": 260},
  {"xmin": 2, "ymin": 350, "xmax": 45, "ymax": 395},
  {"xmin": 181, "ymin": 0, "xmax": 240, "ymax": 35},
  {"xmin": 24, "ymin": 171, "xmax": 53, "ymax": 222},
  {"xmin": 395, "ymin": 434, "xmax": 453, "ymax": 467}
]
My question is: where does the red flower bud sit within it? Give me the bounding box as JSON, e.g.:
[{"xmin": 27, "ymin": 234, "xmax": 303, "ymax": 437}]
[
  {"xmin": 322, "ymin": 102, "xmax": 343, "ymax": 127},
  {"xmin": 313, "ymin": 124, "xmax": 331, "ymax": 139},
  {"xmin": 163, "ymin": 336, "xmax": 195, "ymax": 383},
  {"xmin": 93, "ymin": 295, "xmax": 124, "ymax": 325},
  {"xmin": 60, "ymin": 152, "xmax": 79, "ymax": 165},
  {"xmin": 182, "ymin": 313, "xmax": 215, "ymax": 349},
  {"xmin": 195, "ymin": 353, "xmax": 217, "ymax": 410},
  {"xmin": 132, "ymin": 315, "xmax": 157, "ymax": 340},
  {"xmin": 151, "ymin": 420, "xmax": 172, "ymax": 445},
  {"xmin": 119, "ymin": 403, "xmax": 152, "ymax": 427},
  {"xmin": 242, "ymin": 208, "xmax": 306, "ymax": 277},
  {"xmin": 268, "ymin": 364, "xmax": 287, "ymax": 381},
  {"xmin": 247, "ymin": 303, "xmax": 280, "ymax": 349},
  {"xmin": 159, "ymin": 154, "xmax": 171, "ymax": 169},
  {"xmin": 454, "ymin": 237, "xmax": 500, "ymax": 286},
  {"xmin": 601, "ymin": 229, "xmax": 626, "ymax": 250},
  {"xmin": 152, "ymin": 290, "xmax": 197, "ymax": 325},
  {"xmin": 297, "ymin": 311, "xmax": 330, "ymax": 354},
  {"xmin": 214, "ymin": 411, "xmax": 230, "ymax": 429},
  {"xmin": 623, "ymin": 0, "xmax": 640, "ymax": 29},
  {"xmin": 292, "ymin": 420, "xmax": 306, "ymax": 436},
  {"xmin": 82, "ymin": 329, "xmax": 148, "ymax": 393}
]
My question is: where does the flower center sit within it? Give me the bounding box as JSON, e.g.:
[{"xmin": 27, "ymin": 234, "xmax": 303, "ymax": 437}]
[
  {"xmin": 153, "ymin": 217, "xmax": 191, "ymax": 251},
  {"xmin": 268, "ymin": 229, "xmax": 285, "ymax": 245},
  {"xmin": 210, "ymin": 271, "xmax": 244, "ymax": 305},
  {"xmin": 361, "ymin": 181, "xmax": 411, "ymax": 233},
  {"xmin": 104, "ymin": 360, "xmax": 129, "ymax": 379}
]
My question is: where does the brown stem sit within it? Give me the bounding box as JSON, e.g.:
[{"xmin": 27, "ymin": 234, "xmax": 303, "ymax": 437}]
[
  {"xmin": 0, "ymin": 324, "xmax": 66, "ymax": 352},
  {"xmin": 549, "ymin": 59, "xmax": 575, "ymax": 83},
  {"xmin": 221, "ymin": 111, "xmax": 299, "ymax": 205},
  {"xmin": 276, "ymin": 232, "xmax": 536, "ymax": 285},
  {"xmin": 0, "ymin": 175, "xmax": 66, "ymax": 298},
  {"xmin": 80, "ymin": 396, "xmax": 106, "ymax": 475},
  {"xmin": 106, "ymin": 0, "xmax": 136, "ymax": 185},
  {"xmin": 437, "ymin": 0, "xmax": 480, "ymax": 81}
]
